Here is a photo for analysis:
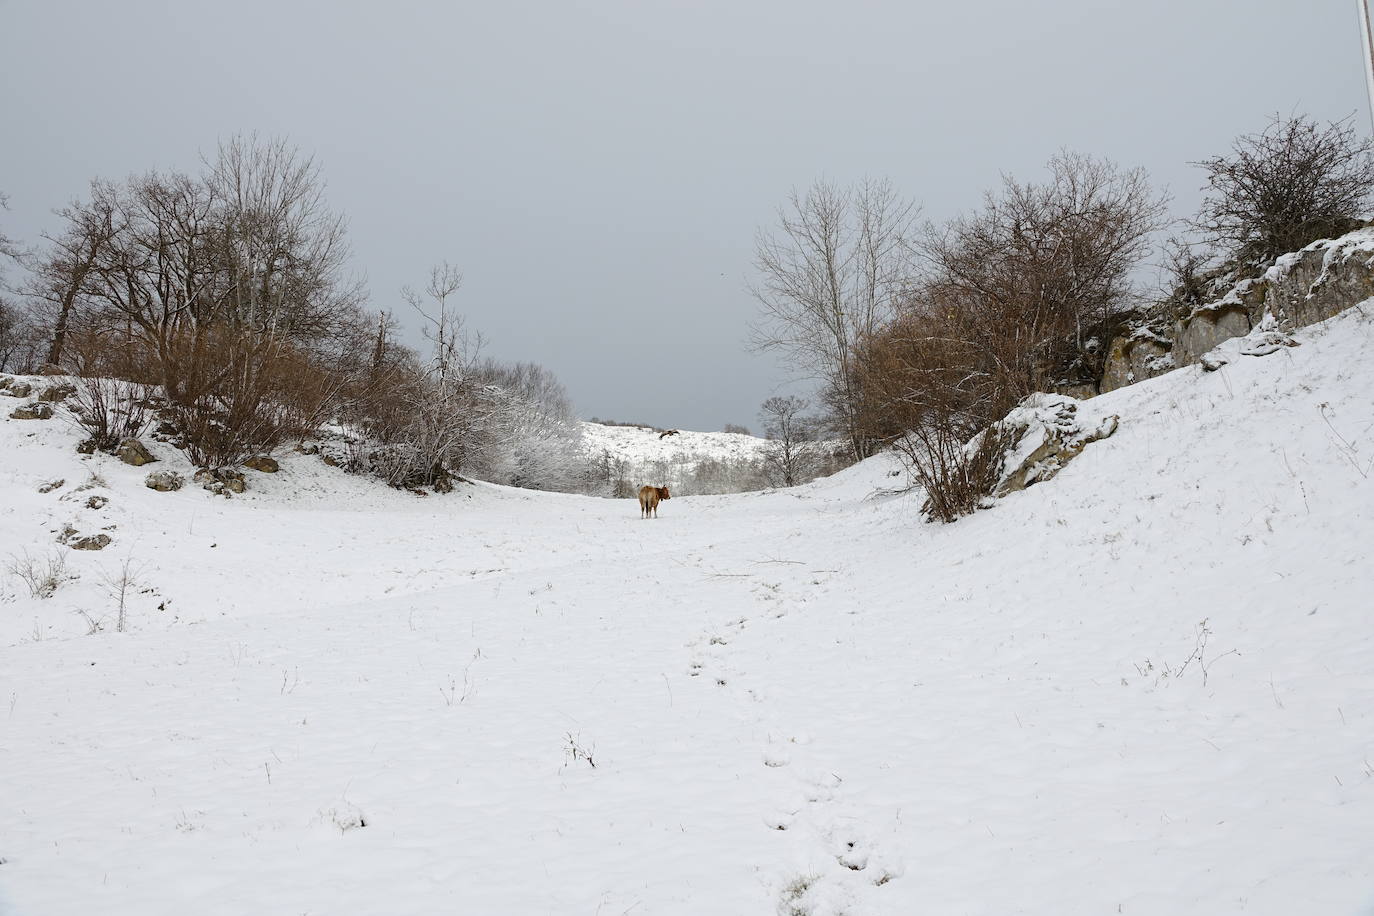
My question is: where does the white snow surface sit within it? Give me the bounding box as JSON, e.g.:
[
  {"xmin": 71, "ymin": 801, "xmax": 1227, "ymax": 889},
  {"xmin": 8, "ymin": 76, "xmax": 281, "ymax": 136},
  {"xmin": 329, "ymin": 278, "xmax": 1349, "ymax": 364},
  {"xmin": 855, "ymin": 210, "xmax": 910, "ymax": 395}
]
[{"xmin": 2, "ymin": 305, "xmax": 1374, "ymax": 915}]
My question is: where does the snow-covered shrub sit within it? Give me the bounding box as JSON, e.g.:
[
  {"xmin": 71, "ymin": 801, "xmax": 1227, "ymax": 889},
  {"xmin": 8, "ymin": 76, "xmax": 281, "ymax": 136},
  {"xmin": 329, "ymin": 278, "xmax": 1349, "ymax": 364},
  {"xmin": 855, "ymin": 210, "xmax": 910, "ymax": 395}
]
[
  {"xmin": 7, "ymin": 550, "xmax": 76, "ymax": 599},
  {"xmin": 466, "ymin": 361, "xmax": 588, "ymax": 492},
  {"xmin": 68, "ymin": 376, "xmax": 153, "ymax": 453},
  {"xmin": 361, "ymin": 372, "xmax": 476, "ymax": 491}
]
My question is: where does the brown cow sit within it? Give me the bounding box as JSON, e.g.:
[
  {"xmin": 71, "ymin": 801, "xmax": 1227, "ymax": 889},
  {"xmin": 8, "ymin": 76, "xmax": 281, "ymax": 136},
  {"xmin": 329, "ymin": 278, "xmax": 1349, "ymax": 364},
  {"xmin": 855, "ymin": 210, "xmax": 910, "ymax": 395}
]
[{"xmin": 638, "ymin": 485, "xmax": 671, "ymax": 518}]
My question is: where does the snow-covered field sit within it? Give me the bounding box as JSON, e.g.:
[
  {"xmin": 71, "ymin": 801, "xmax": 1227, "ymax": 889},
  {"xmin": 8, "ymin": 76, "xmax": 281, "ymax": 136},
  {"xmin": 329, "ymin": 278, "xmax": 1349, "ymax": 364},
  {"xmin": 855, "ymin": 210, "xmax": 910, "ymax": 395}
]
[{"xmin": 2, "ymin": 305, "xmax": 1373, "ymax": 915}]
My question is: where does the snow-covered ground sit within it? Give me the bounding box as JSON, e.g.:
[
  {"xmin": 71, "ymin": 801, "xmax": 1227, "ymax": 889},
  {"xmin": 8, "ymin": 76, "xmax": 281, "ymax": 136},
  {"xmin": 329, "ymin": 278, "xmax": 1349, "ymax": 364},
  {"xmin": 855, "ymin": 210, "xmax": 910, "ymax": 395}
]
[{"xmin": 2, "ymin": 305, "xmax": 1373, "ymax": 915}]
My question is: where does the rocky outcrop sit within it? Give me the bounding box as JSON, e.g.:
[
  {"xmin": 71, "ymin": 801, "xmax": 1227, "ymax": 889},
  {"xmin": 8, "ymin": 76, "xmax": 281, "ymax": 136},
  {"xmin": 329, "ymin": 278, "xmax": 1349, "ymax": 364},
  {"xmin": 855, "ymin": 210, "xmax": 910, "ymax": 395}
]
[
  {"xmin": 1100, "ymin": 226, "xmax": 1374, "ymax": 392},
  {"xmin": 243, "ymin": 455, "xmax": 279, "ymax": 473},
  {"xmin": 145, "ymin": 471, "xmax": 184, "ymax": 492},
  {"xmin": 10, "ymin": 403, "xmax": 54, "ymax": 420},
  {"xmin": 991, "ymin": 395, "xmax": 1120, "ymax": 496},
  {"xmin": 4, "ymin": 381, "xmax": 34, "ymax": 398},
  {"xmin": 116, "ymin": 438, "xmax": 156, "ymax": 466},
  {"xmin": 1100, "ymin": 328, "xmax": 1175, "ymax": 394},
  {"xmin": 1264, "ymin": 233, "xmax": 1374, "ymax": 327},
  {"xmin": 1173, "ymin": 305, "xmax": 1251, "ymax": 367},
  {"xmin": 37, "ymin": 383, "xmax": 77, "ymax": 403},
  {"xmin": 194, "ymin": 467, "xmax": 247, "ymax": 496}
]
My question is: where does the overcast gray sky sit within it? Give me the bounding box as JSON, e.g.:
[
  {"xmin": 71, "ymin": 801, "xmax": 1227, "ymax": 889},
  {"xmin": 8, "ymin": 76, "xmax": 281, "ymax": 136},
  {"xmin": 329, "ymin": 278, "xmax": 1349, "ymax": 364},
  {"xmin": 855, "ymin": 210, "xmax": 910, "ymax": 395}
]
[{"xmin": 1, "ymin": 0, "xmax": 1368, "ymax": 431}]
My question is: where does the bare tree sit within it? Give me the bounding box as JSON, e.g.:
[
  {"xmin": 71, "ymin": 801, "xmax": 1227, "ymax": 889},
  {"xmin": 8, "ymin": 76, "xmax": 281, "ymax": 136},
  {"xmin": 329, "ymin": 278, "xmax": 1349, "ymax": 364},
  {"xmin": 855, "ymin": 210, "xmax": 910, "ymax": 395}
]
[
  {"xmin": 0, "ymin": 192, "xmax": 40, "ymax": 371},
  {"xmin": 364, "ymin": 261, "xmax": 488, "ymax": 489},
  {"xmin": 0, "ymin": 300, "xmax": 36, "ymax": 373},
  {"xmin": 759, "ymin": 395, "xmax": 819, "ymax": 487},
  {"xmin": 750, "ymin": 177, "xmax": 920, "ymax": 462},
  {"xmin": 368, "ymin": 309, "xmax": 401, "ymax": 381},
  {"xmin": 31, "ymin": 137, "xmax": 363, "ymax": 389},
  {"xmin": 917, "ymin": 151, "xmax": 1168, "ymax": 407},
  {"xmin": 1193, "ymin": 114, "xmax": 1374, "ymax": 268},
  {"xmin": 28, "ymin": 189, "xmax": 118, "ymax": 367},
  {"xmin": 25, "ymin": 138, "xmax": 367, "ymax": 464},
  {"xmin": 404, "ymin": 261, "xmax": 468, "ymax": 390},
  {"xmin": 205, "ymin": 135, "xmax": 363, "ymax": 343},
  {"xmin": 0, "ymin": 191, "xmax": 19, "ymax": 273}
]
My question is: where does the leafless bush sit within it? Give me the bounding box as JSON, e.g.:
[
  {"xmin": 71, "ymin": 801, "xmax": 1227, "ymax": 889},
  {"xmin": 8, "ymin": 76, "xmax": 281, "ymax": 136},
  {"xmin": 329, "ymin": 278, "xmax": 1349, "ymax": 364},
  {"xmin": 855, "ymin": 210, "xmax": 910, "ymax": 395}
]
[
  {"xmin": 7, "ymin": 550, "xmax": 76, "ymax": 599},
  {"xmin": 1193, "ymin": 114, "xmax": 1374, "ymax": 268},
  {"xmin": 69, "ymin": 376, "xmax": 152, "ymax": 452},
  {"xmin": 894, "ymin": 417, "xmax": 1016, "ymax": 524},
  {"xmin": 1156, "ymin": 236, "xmax": 1227, "ymax": 320},
  {"xmin": 160, "ymin": 327, "xmax": 342, "ymax": 468},
  {"xmin": 850, "ymin": 152, "xmax": 1165, "ymax": 482},
  {"xmin": 854, "ymin": 310, "xmax": 1003, "ymax": 446},
  {"xmin": 349, "ymin": 262, "xmax": 487, "ymax": 491}
]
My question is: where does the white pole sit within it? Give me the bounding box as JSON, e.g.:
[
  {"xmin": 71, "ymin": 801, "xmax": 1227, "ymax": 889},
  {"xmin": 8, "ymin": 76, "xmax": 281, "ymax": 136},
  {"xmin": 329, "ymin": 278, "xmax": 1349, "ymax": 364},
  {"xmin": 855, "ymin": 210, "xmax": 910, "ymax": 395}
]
[{"xmin": 1358, "ymin": 0, "xmax": 1374, "ymax": 134}]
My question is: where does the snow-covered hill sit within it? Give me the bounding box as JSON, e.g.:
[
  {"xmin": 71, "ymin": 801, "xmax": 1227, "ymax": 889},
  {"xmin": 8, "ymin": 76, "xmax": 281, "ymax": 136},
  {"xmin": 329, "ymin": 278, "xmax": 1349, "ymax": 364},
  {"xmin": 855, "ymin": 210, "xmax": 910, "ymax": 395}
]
[
  {"xmin": 580, "ymin": 421, "xmax": 771, "ymax": 486},
  {"xmin": 1, "ymin": 305, "xmax": 1372, "ymax": 915}
]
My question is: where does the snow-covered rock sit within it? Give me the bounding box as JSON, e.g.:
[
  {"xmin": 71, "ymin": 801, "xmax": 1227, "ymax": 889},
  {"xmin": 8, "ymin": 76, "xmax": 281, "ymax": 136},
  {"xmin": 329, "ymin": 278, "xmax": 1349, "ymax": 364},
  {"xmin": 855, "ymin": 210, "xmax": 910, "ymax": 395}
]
[
  {"xmin": 1104, "ymin": 225, "xmax": 1374, "ymax": 390},
  {"xmin": 990, "ymin": 394, "xmax": 1119, "ymax": 495}
]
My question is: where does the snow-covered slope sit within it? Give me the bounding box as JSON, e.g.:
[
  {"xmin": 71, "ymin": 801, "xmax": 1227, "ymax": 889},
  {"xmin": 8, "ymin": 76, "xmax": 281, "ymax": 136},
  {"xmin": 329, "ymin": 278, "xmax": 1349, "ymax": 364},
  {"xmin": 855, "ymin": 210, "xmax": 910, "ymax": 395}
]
[{"xmin": 1, "ymin": 305, "xmax": 1372, "ymax": 915}]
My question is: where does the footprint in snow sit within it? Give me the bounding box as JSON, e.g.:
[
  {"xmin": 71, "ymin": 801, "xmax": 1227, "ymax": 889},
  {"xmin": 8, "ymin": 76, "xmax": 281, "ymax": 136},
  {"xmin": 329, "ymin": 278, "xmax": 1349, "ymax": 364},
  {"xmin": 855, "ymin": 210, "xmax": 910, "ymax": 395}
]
[
  {"xmin": 821, "ymin": 820, "xmax": 904, "ymax": 886},
  {"xmin": 763, "ymin": 807, "xmax": 797, "ymax": 831},
  {"xmin": 762, "ymin": 744, "xmax": 791, "ymax": 768}
]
